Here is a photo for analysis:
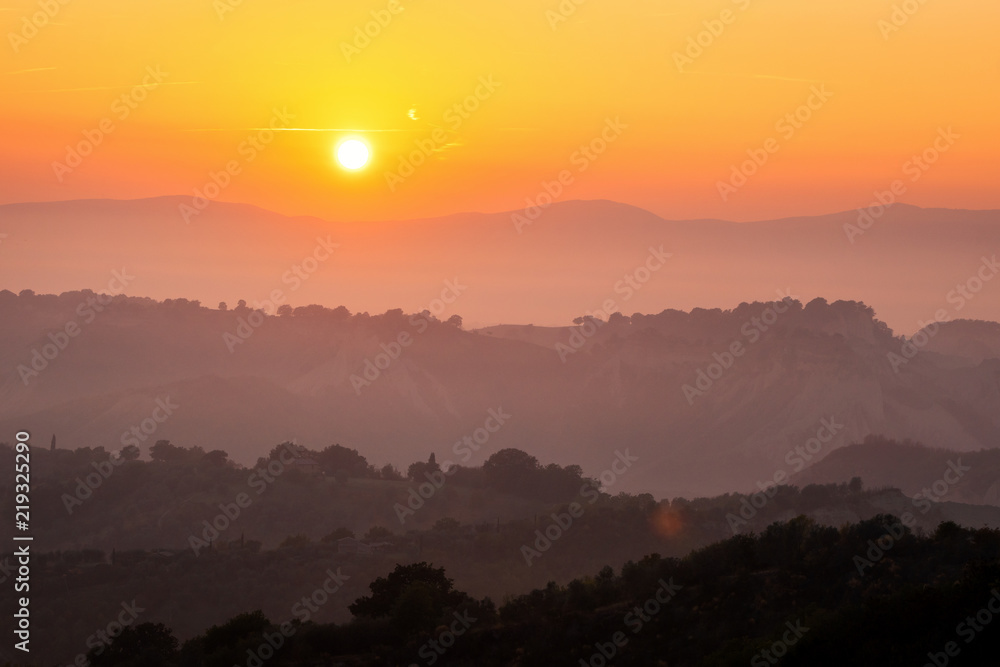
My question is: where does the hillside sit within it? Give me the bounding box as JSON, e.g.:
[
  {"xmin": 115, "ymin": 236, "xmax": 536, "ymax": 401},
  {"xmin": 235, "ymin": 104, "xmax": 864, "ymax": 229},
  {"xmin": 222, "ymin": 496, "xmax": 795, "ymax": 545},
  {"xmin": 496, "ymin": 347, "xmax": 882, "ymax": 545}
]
[
  {"xmin": 2, "ymin": 292, "xmax": 1000, "ymax": 497},
  {"xmin": 799, "ymin": 436, "xmax": 1000, "ymax": 506}
]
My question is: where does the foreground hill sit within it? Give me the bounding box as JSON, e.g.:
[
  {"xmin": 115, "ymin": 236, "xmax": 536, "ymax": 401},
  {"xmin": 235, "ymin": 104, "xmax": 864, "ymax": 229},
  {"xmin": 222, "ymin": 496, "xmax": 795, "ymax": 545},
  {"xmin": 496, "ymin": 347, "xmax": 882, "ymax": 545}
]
[
  {"xmin": 6, "ymin": 435, "xmax": 1000, "ymax": 665},
  {"xmin": 5, "ymin": 503, "xmax": 1000, "ymax": 666}
]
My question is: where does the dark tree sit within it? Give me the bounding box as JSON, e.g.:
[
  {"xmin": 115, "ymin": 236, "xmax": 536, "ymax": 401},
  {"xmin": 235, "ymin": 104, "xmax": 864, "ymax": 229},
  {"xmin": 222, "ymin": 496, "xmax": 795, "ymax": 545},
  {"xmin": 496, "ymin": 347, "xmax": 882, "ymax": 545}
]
[
  {"xmin": 407, "ymin": 452, "xmax": 441, "ymax": 480},
  {"xmin": 150, "ymin": 440, "xmax": 187, "ymax": 462},
  {"xmin": 379, "ymin": 463, "xmax": 404, "ymax": 480},
  {"xmin": 349, "ymin": 562, "xmax": 469, "ymax": 632},
  {"xmin": 200, "ymin": 611, "xmax": 269, "ymax": 655},
  {"xmin": 315, "ymin": 443, "xmax": 374, "ymax": 478},
  {"xmin": 483, "ymin": 448, "xmax": 541, "ymax": 493},
  {"xmin": 202, "ymin": 449, "xmax": 229, "ymax": 467}
]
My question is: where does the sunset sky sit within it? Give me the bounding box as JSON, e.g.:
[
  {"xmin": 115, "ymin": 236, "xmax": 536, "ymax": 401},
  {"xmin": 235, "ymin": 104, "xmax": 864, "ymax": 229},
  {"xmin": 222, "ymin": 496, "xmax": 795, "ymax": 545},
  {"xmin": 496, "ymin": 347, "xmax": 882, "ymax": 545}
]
[{"xmin": 1, "ymin": 0, "xmax": 998, "ymax": 222}]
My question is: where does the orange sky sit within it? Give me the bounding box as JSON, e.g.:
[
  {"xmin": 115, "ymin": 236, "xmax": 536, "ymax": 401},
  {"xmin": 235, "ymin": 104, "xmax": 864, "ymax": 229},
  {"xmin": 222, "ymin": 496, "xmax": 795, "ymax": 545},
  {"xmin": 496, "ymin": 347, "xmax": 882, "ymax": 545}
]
[{"xmin": 1, "ymin": 0, "xmax": 998, "ymax": 222}]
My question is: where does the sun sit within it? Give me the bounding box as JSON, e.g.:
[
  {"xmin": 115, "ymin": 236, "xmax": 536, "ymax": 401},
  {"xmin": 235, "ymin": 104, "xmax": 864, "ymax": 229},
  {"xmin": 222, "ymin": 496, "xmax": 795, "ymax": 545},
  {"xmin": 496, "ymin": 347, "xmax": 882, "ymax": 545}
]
[{"xmin": 336, "ymin": 138, "xmax": 370, "ymax": 170}]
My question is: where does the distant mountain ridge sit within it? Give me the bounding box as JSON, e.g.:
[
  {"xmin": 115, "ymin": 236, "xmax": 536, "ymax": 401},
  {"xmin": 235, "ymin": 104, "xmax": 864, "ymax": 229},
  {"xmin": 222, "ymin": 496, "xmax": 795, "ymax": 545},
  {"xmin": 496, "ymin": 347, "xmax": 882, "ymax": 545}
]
[{"xmin": 2, "ymin": 197, "xmax": 1000, "ymax": 332}]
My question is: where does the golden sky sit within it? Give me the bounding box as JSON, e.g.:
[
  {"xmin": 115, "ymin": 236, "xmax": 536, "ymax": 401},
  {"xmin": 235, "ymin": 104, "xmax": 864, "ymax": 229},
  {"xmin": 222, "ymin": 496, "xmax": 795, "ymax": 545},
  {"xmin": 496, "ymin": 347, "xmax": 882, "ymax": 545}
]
[{"xmin": 1, "ymin": 0, "xmax": 997, "ymax": 221}]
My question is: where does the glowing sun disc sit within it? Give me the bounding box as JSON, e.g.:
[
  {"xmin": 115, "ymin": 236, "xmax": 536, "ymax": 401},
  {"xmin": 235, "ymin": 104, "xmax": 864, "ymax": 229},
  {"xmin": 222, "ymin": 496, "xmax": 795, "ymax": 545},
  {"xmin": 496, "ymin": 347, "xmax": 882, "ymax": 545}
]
[{"xmin": 337, "ymin": 139, "xmax": 369, "ymax": 170}]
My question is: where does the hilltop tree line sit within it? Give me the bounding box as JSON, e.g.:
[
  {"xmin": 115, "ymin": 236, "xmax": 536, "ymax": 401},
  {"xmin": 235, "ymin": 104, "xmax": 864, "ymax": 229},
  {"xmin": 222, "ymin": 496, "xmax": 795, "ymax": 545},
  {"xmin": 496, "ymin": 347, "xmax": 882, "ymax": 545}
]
[{"xmin": 0, "ymin": 289, "xmax": 463, "ymax": 327}]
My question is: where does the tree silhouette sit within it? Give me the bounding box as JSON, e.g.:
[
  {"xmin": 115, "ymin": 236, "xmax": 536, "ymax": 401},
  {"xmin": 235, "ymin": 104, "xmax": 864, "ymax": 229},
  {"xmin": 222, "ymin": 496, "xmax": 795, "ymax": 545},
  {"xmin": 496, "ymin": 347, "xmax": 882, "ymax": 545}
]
[
  {"xmin": 150, "ymin": 440, "xmax": 186, "ymax": 462},
  {"xmin": 87, "ymin": 622, "xmax": 177, "ymax": 667},
  {"xmin": 315, "ymin": 443, "xmax": 375, "ymax": 478},
  {"xmin": 407, "ymin": 452, "xmax": 441, "ymax": 480},
  {"xmin": 483, "ymin": 448, "xmax": 541, "ymax": 494},
  {"xmin": 349, "ymin": 562, "xmax": 467, "ymax": 624}
]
